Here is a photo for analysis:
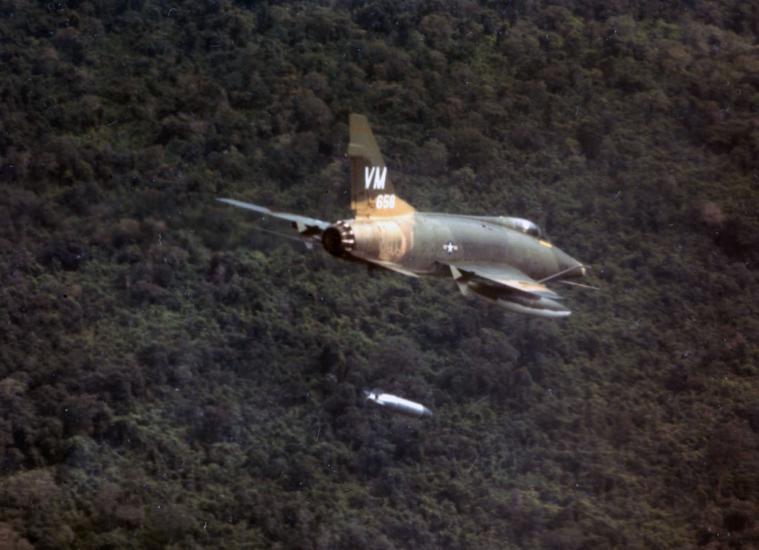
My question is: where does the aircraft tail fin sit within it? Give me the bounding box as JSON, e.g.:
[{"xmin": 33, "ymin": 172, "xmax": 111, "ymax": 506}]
[{"xmin": 348, "ymin": 114, "xmax": 414, "ymax": 218}]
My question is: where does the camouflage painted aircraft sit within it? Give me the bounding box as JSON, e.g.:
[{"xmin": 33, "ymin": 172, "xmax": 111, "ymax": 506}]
[{"xmin": 218, "ymin": 114, "xmax": 590, "ymax": 318}]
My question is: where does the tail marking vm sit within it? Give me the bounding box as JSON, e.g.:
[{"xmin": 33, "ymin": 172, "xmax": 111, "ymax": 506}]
[{"xmin": 364, "ymin": 166, "xmax": 387, "ymax": 190}]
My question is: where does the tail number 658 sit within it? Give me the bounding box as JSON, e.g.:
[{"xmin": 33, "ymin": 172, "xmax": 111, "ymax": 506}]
[{"xmin": 375, "ymin": 194, "xmax": 396, "ymax": 209}]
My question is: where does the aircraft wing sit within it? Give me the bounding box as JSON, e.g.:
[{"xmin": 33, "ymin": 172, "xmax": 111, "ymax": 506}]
[
  {"xmin": 447, "ymin": 262, "xmax": 561, "ymax": 300},
  {"xmin": 217, "ymin": 198, "xmax": 331, "ymax": 234}
]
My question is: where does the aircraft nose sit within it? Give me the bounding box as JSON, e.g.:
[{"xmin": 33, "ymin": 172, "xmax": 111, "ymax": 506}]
[{"xmin": 554, "ymin": 248, "xmax": 586, "ymax": 278}]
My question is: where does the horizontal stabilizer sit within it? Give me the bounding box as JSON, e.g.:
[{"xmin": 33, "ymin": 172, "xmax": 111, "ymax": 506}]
[
  {"xmin": 217, "ymin": 198, "xmax": 330, "ymax": 233},
  {"xmin": 248, "ymin": 224, "xmax": 318, "ymax": 250},
  {"xmin": 366, "ymin": 258, "xmax": 420, "ymax": 278}
]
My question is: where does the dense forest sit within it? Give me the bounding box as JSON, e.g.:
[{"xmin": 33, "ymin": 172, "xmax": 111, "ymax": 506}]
[{"xmin": 1, "ymin": 0, "xmax": 759, "ymax": 548}]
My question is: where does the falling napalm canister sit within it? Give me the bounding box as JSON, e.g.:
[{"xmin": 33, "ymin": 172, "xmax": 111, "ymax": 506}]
[{"xmin": 364, "ymin": 390, "xmax": 433, "ymax": 418}]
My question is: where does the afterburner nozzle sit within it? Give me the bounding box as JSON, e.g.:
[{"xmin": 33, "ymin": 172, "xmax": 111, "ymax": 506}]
[{"xmin": 322, "ymin": 220, "xmax": 355, "ymax": 257}]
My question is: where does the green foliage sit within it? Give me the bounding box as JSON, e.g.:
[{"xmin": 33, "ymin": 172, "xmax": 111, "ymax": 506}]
[{"xmin": 1, "ymin": 0, "xmax": 759, "ymax": 548}]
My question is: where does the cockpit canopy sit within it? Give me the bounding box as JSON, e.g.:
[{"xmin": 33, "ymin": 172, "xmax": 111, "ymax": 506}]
[{"xmin": 497, "ymin": 216, "xmax": 543, "ymax": 238}]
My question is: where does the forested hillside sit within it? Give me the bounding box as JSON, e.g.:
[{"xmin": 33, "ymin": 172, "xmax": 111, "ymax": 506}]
[{"xmin": 1, "ymin": 1, "xmax": 758, "ymax": 548}]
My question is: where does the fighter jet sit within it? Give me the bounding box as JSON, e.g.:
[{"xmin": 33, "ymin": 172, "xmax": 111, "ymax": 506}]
[{"xmin": 218, "ymin": 114, "xmax": 590, "ymax": 318}]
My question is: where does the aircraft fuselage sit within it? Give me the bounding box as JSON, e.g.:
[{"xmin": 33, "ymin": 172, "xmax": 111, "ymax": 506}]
[
  {"xmin": 219, "ymin": 113, "xmax": 590, "ymax": 318},
  {"xmin": 323, "ymin": 212, "xmax": 583, "ymax": 281}
]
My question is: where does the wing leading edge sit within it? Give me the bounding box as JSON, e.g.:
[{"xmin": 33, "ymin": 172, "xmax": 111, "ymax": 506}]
[
  {"xmin": 216, "ymin": 198, "xmax": 330, "ymax": 234},
  {"xmin": 449, "ymin": 262, "xmax": 561, "ymax": 299},
  {"xmin": 447, "ymin": 262, "xmax": 571, "ymax": 318}
]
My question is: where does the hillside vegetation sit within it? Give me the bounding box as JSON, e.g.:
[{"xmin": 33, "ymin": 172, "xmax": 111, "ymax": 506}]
[{"xmin": 1, "ymin": 1, "xmax": 758, "ymax": 548}]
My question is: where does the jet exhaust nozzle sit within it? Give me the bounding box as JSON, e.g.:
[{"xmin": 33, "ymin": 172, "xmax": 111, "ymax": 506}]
[{"xmin": 322, "ymin": 220, "xmax": 355, "ymax": 257}]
